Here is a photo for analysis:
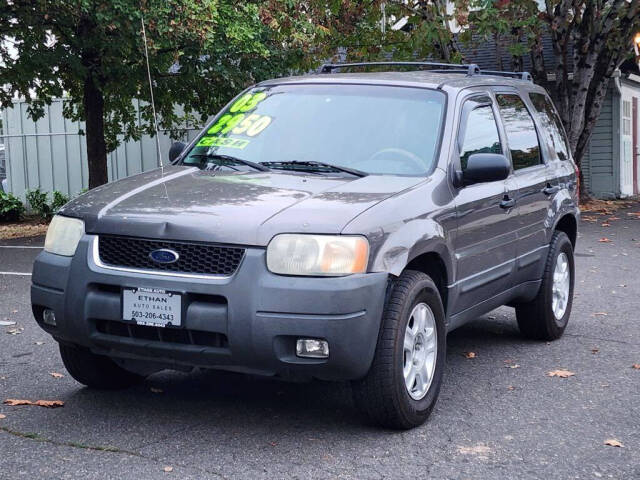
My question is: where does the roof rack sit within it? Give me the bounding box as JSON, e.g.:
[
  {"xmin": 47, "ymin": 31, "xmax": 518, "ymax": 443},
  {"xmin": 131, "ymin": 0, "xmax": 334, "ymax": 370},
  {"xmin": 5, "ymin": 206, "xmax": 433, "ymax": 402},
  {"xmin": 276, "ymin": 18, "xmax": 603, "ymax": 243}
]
[
  {"xmin": 319, "ymin": 61, "xmax": 481, "ymax": 77},
  {"xmin": 481, "ymin": 70, "xmax": 533, "ymax": 81},
  {"xmin": 317, "ymin": 61, "xmax": 533, "ymax": 82}
]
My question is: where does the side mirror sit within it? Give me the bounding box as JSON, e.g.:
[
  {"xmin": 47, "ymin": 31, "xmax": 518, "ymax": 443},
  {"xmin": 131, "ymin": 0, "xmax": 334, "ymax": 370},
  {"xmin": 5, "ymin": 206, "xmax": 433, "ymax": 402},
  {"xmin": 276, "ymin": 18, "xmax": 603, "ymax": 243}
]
[
  {"xmin": 168, "ymin": 141, "xmax": 187, "ymax": 163},
  {"xmin": 462, "ymin": 153, "xmax": 511, "ymax": 186}
]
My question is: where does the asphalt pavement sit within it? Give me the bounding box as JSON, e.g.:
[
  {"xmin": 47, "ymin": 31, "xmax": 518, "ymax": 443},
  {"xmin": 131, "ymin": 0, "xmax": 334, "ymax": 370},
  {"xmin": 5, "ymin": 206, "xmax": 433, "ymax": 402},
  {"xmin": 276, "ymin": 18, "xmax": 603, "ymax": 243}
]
[{"xmin": 0, "ymin": 206, "xmax": 639, "ymax": 479}]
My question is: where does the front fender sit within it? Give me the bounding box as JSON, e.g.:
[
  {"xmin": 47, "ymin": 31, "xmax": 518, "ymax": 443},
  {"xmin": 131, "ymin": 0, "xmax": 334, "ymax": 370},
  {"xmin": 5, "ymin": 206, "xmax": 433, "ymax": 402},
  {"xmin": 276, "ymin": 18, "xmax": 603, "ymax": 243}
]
[
  {"xmin": 367, "ymin": 218, "xmax": 454, "ymax": 279},
  {"xmin": 341, "ymin": 169, "xmax": 457, "ymax": 281}
]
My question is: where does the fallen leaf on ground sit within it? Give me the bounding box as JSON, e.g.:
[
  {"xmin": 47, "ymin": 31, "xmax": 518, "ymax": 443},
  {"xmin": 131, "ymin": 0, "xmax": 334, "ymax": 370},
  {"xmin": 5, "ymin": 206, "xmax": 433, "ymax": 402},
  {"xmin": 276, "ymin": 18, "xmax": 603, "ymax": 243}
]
[
  {"xmin": 150, "ymin": 387, "xmax": 163, "ymax": 393},
  {"xmin": 33, "ymin": 400, "xmax": 64, "ymax": 408},
  {"xmin": 547, "ymin": 369, "xmax": 575, "ymax": 378},
  {"xmin": 0, "ymin": 414, "xmax": 6, "ymax": 419},
  {"xmin": 601, "ymin": 223, "xmax": 610, "ymax": 227},
  {"xmin": 591, "ymin": 348, "xmax": 599, "ymax": 354},
  {"xmin": 598, "ymin": 238, "xmax": 612, "ymax": 243},
  {"xmin": 607, "ymin": 217, "xmax": 621, "ymax": 221},
  {"xmin": 604, "ymin": 439, "xmax": 623, "ymax": 448},
  {"xmin": 11, "ymin": 310, "xmax": 18, "ymax": 314},
  {"xmin": 463, "ymin": 351, "xmax": 476, "ymax": 359},
  {"xmin": 49, "ymin": 372, "xmax": 64, "ymax": 379},
  {"xmin": 632, "ymin": 364, "xmax": 640, "ymax": 370},
  {"xmin": 0, "ymin": 320, "xmax": 16, "ymax": 326},
  {"xmin": 593, "ymin": 312, "xmax": 608, "ymax": 317},
  {"xmin": 3, "ymin": 399, "xmax": 64, "ymax": 408},
  {"xmin": 507, "ymin": 385, "xmax": 515, "ymax": 391},
  {"xmin": 34, "ymin": 342, "xmax": 44, "ymax": 346},
  {"xmin": 163, "ymin": 466, "xmax": 173, "ymax": 473},
  {"xmin": 3, "ymin": 399, "xmax": 32, "ymax": 406},
  {"xmin": 6, "ymin": 328, "xmax": 23, "ymax": 335},
  {"xmin": 506, "ymin": 364, "xmax": 520, "ymax": 369}
]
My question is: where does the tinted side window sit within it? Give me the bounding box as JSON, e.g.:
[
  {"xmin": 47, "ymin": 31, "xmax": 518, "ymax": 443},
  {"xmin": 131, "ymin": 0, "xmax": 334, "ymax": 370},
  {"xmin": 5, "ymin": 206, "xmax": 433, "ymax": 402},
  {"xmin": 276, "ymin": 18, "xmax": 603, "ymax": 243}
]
[
  {"xmin": 459, "ymin": 106, "xmax": 502, "ymax": 170},
  {"xmin": 529, "ymin": 93, "xmax": 570, "ymax": 160},
  {"xmin": 496, "ymin": 94, "xmax": 541, "ymax": 170}
]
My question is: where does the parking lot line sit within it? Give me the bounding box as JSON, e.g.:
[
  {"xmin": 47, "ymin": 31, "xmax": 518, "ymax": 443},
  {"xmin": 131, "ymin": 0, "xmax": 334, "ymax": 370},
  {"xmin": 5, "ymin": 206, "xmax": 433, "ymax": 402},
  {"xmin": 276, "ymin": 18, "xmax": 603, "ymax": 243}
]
[
  {"xmin": 0, "ymin": 271, "xmax": 32, "ymax": 276},
  {"xmin": 0, "ymin": 245, "xmax": 43, "ymax": 249}
]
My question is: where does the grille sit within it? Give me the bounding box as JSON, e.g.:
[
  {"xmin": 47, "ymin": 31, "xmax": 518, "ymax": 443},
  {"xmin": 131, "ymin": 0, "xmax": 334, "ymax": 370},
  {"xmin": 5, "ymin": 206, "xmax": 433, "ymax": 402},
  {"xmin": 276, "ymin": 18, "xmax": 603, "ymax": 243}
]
[
  {"xmin": 98, "ymin": 236, "xmax": 245, "ymax": 276},
  {"xmin": 95, "ymin": 320, "xmax": 228, "ymax": 348}
]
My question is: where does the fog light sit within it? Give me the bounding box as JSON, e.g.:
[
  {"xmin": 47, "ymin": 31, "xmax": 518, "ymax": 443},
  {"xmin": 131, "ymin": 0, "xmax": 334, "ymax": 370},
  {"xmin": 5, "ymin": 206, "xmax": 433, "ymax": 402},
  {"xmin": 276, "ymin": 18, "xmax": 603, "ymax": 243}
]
[
  {"xmin": 296, "ymin": 339, "xmax": 329, "ymax": 359},
  {"xmin": 42, "ymin": 309, "xmax": 56, "ymax": 327}
]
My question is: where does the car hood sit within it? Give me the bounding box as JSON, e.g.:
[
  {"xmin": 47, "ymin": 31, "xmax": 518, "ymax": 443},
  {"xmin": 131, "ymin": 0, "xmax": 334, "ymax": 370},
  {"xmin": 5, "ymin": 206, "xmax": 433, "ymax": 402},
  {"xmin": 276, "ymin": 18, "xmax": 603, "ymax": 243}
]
[{"xmin": 62, "ymin": 166, "xmax": 426, "ymax": 245}]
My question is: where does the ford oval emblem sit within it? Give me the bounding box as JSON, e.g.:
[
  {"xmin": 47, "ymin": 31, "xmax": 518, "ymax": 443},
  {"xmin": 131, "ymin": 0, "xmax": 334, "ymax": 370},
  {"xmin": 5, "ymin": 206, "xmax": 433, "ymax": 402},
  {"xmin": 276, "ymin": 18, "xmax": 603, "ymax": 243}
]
[{"xmin": 149, "ymin": 249, "xmax": 180, "ymax": 264}]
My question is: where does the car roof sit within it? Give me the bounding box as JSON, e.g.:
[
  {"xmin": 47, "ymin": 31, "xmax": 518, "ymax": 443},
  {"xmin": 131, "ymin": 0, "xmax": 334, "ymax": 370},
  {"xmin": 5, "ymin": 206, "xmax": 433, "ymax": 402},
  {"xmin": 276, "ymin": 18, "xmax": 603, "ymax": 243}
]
[{"xmin": 257, "ymin": 70, "xmax": 547, "ymax": 94}]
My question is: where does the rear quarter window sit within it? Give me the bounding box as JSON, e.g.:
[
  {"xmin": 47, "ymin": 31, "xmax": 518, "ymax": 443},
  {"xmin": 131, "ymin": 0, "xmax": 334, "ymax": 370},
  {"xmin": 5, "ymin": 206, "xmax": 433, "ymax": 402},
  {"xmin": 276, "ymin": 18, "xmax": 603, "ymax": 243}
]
[
  {"xmin": 529, "ymin": 93, "xmax": 571, "ymax": 161},
  {"xmin": 496, "ymin": 94, "xmax": 542, "ymax": 170}
]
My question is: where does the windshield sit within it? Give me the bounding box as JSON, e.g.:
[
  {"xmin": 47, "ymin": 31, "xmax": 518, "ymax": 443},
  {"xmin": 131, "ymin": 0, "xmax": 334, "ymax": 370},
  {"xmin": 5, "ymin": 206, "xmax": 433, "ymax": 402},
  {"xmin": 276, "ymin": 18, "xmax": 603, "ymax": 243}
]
[{"xmin": 182, "ymin": 84, "xmax": 446, "ymax": 176}]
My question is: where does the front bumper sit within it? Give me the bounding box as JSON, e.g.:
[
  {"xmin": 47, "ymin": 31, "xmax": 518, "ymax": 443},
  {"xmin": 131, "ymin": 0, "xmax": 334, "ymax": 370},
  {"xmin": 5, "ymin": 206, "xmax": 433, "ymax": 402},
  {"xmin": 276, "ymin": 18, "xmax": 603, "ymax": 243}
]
[{"xmin": 31, "ymin": 236, "xmax": 388, "ymax": 381}]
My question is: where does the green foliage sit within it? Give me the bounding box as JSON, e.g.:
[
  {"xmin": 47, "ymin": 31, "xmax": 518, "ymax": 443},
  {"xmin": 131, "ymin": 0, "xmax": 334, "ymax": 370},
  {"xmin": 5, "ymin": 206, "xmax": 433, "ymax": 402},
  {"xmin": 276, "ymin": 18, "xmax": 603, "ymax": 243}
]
[
  {"xmin": 25, "ymin": 189, "xmax": 69, "ymax": 219},
  {"xmin": 51, "ymin": 191, "xmax": 70, "ymax": 213},
  {"xmin": 26, "ymin": 189, "xmax": 52, "ymax": 219},
  {"xmin": 0, "ymin": 191, "xmax": 25, "ymax": 222},
  {"xmin": 0, "ymin": 0, "xmax": 330, "ymax": 187}
]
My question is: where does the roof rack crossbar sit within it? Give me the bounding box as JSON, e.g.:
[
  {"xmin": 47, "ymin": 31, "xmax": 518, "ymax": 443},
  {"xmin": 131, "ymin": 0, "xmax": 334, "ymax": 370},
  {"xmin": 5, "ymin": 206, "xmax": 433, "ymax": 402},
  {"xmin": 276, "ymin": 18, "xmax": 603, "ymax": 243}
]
[
  {"xmin": 319, "ymin": 61, "xmax": 481, "ymax": 77},
  {"xmin": 480, "ymin": 70, "xmax": 533, "ymax": 82},
  {"xmin": 318, "ymin": 61, "xmax": 534, "ymax": 82}
]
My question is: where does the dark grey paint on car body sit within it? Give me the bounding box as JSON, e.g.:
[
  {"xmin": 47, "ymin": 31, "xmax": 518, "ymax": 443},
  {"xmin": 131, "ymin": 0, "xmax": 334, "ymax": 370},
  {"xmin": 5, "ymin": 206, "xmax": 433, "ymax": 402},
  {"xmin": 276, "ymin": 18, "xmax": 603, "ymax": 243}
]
[{"xmin": 33, "ymin": 69, "xmax": 579, "ymax": 382}]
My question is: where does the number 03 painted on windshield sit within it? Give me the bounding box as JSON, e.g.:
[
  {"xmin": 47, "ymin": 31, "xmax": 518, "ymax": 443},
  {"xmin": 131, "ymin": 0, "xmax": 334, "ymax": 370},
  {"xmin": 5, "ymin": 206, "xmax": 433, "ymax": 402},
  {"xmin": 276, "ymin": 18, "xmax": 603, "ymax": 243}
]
[
  {"xmin": 207, "ymin": 92, "xmax": 272, "ymax": 137},
  {"xmin": 229, "ymin": 92, "xmax": 267, "ymax": 113}
]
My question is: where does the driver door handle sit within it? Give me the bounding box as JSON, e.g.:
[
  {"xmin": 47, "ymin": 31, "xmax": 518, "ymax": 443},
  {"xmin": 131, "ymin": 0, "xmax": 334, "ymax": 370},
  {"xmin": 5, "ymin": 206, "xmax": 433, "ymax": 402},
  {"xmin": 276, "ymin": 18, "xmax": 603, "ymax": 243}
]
[{"xmin": 500, "ymin": 196, "xmax": 516, "ymax": 209}]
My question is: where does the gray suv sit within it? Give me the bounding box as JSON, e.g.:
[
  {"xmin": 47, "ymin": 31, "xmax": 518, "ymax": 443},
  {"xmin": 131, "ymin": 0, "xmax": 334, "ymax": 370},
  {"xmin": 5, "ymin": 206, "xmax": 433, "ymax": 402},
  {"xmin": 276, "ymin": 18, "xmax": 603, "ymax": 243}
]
[{"xmin": 32, "ymin": 62, "xmax": 578, "ymax": 429}]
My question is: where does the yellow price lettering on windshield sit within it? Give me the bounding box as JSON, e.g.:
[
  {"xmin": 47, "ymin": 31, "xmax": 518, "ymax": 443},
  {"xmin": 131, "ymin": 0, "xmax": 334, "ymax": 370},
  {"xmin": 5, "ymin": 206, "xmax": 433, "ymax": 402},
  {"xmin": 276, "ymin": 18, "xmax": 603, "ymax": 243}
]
[
  {"xmin": 206, "ymin": 91, "xmax": 272, "ymax": 139},
  {"xmin": 196, "ymin": 136, "xmax": 249, "ymax": 149},
  {"xmin": 232, "ymin": 114, "xmax": 272, "ymax": 137},
  {"xmin": 229, "ymin": 91, "xmax": 267, "ymax": 113},
  {"xmin": 208, "ymin": 113, "xmax": 245, "ymax": 135}
]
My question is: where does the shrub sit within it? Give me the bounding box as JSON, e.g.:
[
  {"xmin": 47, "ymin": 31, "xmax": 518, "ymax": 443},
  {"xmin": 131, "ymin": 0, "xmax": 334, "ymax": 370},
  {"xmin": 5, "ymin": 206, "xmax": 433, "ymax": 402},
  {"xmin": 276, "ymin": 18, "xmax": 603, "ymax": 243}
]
[
  {"xmin": 0, "ymin": 191, "xmax": 25, "ymax": 222},
  {"xmin": 26, "ymin": 188, "xmax": 52, "ymax": 219},
  {"xmin": 26, "ymin": 188, "xmax": 70, "ymax": 219},
  {"xmin": 51, "ymin": 190, "xmax": 70, "ymax": 214}
]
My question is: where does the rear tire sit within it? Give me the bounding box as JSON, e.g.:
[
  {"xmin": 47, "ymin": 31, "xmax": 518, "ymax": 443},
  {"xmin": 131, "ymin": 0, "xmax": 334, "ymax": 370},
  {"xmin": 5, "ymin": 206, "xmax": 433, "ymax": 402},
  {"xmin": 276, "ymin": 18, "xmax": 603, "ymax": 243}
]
[
  {"xmin": 59, "ymin": 344, "xmax": 145, "ymax": 389},
  {"xmin": 516, "ymin": 231, "xmax": 574, "ymax": 341},
  {"xmin": 352, "ymin": 270, "xmax": 446, "ymax": 429}
]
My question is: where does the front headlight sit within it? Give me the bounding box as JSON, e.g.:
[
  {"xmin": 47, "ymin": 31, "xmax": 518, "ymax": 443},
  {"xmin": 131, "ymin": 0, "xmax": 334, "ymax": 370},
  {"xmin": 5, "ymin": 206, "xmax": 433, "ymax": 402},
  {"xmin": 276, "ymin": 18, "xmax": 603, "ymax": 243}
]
[
  {"xmin": 44, "ymin": 215, "xmax": 85, "ymax": 256},
  {"xmin": 267, "ymin": 234, "xmax": 369, "ymax": 276}
]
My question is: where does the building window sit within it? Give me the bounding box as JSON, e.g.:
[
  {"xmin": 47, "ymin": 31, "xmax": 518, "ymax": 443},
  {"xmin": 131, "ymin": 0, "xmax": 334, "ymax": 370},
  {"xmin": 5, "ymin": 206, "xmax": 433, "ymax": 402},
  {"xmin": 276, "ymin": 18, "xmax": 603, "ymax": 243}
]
[
  {"xmin": 623, "ymin": 100, "xmax": 632, "ymax": 136},
  {"xmin": 496, "ymin": 94, "xmax": 542, "ymax": 170}
]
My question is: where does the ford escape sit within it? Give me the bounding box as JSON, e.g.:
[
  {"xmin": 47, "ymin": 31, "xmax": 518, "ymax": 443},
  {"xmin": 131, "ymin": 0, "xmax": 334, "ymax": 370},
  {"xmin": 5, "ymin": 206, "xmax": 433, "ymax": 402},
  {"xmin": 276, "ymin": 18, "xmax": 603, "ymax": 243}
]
[{"xmin": 32, "ymin": 62, "xmax": 579, "ymax": 429}]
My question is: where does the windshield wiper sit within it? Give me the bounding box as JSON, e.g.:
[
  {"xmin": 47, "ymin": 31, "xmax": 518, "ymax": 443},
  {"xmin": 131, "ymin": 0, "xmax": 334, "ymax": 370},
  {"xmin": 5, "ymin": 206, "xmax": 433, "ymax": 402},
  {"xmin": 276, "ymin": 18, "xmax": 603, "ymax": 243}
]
[
  {"xmin": 261, "ymin": 160, "xmax": 368, "ymax": 177},
  {"xmin": 188, "ymin": 154, "xmax": 270, "ymax": 172}
]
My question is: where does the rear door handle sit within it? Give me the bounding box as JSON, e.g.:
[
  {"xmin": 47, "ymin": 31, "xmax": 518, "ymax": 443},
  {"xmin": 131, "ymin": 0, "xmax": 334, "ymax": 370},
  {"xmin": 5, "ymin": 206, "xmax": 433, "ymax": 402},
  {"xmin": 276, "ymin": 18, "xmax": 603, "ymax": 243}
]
[
  {"xmin": 543, "ymin": 184, "xmax": 560, "ymax": 195},
  {"xmin": 500, "ymin": 197, "xmax": 516, "ymax": 209}
]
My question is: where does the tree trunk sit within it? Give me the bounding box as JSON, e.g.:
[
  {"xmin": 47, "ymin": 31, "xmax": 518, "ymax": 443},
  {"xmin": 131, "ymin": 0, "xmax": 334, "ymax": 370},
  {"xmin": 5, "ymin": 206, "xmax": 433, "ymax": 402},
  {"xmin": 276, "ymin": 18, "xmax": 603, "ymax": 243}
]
[{"xmin": 83, "ymin": 73, "xmax": 108, "ymax": 189}]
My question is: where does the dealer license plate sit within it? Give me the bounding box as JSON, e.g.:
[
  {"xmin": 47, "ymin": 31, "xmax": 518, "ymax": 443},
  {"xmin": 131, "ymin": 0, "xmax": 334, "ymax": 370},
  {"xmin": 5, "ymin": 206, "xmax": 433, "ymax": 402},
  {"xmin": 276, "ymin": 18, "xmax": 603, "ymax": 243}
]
[{"xmin": 122, "ymin": 287, "xmax": 182, "ymax": 328}]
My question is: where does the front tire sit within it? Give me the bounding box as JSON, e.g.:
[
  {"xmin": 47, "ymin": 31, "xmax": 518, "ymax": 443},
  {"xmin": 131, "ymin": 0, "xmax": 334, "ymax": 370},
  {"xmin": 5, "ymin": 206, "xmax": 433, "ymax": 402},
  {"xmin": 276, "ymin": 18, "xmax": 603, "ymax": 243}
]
[
  {"xmin": 59, "ymin": 344, "xmax": 145, "ymax": 389},
  {"xmin": 352, "ymin": 270, "xmax": 446, "ymax": 429},
  {"xmin": 516, "ymin": 231, "xmax": 575, "ymax": 341}
]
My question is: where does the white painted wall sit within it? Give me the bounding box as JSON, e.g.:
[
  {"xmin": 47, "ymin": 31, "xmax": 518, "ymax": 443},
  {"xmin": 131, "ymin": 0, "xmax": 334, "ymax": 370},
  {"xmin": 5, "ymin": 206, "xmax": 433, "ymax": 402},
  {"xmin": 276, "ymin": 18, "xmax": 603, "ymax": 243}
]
[{"xmin": 619, "ymin": 78, "xmax": 640, "ymax": 197}]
